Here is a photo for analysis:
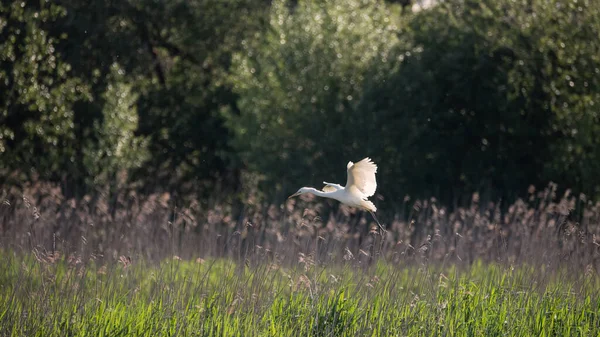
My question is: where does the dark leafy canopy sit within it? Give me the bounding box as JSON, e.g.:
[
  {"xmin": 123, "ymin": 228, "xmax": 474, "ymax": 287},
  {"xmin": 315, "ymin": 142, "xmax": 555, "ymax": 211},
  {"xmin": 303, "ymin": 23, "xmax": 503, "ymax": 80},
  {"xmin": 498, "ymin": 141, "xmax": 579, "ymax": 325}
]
[
  {"xmin": 229, "ymin": 0, "xmax": 600, "ymax": 206},
  {"xmin": 374, "ymin": 0, "xmax": 600, "ymax": 204},
  {"xmin": 52, "ymin": 0, "xmax": 269, "ymax": 196},
  {"xmin": 0, "ymin": 2, "xmax": 90, "ymax": 187},
  {"xmin": 2, "ymin": 0, "xmax": 600, "ymax": 208},
  {"xmin": 1, "ymin": 0, "xmax": 268, "ymax": 198},
  {"xmin": 227, "ymin": 0, "xmax": 402, "ymax": 199},
  {"xmin": 122, "ymin": 0, "xmax": 269, "ymax": 194}
]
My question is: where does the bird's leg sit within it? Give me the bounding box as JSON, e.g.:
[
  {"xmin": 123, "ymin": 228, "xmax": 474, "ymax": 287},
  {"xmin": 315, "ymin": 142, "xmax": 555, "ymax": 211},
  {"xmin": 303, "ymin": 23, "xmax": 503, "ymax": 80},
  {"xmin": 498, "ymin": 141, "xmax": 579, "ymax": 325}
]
[
  {"xmin": 367, "ymin": 211, "xmax": 386, "ymax": 264},
  {"xmin": 368, "ymin": 211, "xmax": 386, "ymax": 235}
]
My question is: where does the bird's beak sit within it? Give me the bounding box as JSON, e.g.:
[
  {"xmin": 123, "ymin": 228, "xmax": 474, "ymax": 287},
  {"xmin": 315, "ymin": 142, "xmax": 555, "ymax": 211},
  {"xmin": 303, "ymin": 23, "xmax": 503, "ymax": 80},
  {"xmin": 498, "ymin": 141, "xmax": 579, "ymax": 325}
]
[{"xmin": 288, "ymin": 192, "xmax": 300, "ymax": 199}]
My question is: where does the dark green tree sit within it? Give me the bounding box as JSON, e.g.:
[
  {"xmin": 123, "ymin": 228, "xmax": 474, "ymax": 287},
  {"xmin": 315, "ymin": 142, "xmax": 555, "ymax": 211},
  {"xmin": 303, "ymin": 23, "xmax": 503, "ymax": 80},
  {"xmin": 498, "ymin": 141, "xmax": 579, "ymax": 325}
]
[
  {"xmin": 0, "ymin": 1, "xmax": 90, "ymax": 189},
  {"xmin": 229, "ymin": 0, "xmax": 600, "ymax": 208},
  {"xmin": 227, "ymin": 0, "xmax": 401, "ymax": 200},
  {"xmin": 2, "ymin": 0, "xmax": 270, "ymax": 199},
  {"xmin": 121, "ymin": 0, "xmax": 270, "ymax": 196},
  {"xmin": 362, "ymin": 0, "xmax": 600, "ymax": 205}
]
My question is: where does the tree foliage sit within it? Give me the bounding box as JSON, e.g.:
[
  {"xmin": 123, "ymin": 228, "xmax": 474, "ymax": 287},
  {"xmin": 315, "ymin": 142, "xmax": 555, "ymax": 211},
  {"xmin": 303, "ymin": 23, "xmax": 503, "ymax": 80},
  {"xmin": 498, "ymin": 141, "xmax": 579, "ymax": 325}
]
[
  {"xmin": 82, "ymin": 64, "xmax": 148, "ymax": 189},
  {"xmin": 0, "ymin": 1, "xmax": 90, "ymax": 184},
  {"xmin": 229, "ymin": 0, "xmax": 600, "ymax": 206},
  {"xmin": 1, "ymin": 0, "xmax": 268, "ymax": 199},
  {"xmin": 2, "ymin": 0, "xmax": 600, "ymax": 209},
  {"xmin": 227, "ymin": 0, "xmax": 401, "ymax": 197},
  {"xmin": 365, "ymin": 0, "xmax": 600, "ymax": 203}
]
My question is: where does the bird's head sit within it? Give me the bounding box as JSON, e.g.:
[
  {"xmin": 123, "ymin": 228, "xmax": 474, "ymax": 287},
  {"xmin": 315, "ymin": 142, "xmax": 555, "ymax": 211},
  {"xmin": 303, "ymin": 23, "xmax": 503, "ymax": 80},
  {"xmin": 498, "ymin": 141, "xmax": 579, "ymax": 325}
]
[{"xmin": 288, "ymin": 187, "xmax": 310, "ymax": 199}]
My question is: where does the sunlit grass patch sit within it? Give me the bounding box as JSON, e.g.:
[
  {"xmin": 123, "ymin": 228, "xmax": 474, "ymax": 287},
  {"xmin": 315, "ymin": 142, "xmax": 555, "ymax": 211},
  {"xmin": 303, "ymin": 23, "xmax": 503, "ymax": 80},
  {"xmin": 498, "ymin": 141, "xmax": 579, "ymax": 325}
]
[{"xmin": 1, "ymin": 251, "xmax": 599, "ymax": 336}]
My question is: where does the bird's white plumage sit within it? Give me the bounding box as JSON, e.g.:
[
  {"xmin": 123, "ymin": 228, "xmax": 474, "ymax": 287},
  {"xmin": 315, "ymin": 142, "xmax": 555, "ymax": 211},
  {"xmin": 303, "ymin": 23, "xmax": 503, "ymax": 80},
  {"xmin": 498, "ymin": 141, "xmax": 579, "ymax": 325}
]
[
  {"xmin": 322, "ymin": 181, "xmax": 343, "ymax": 192},
  {"xmin": 322, "ymin": 185, "xmax": 338, "ymax": 193},
  {"xmin": 288, "ymin": 157, "xmax": 383, "ymax": 231},
  {"xmin": 345, "ymin": 157, "xmax": 377, "ymax": 198}
]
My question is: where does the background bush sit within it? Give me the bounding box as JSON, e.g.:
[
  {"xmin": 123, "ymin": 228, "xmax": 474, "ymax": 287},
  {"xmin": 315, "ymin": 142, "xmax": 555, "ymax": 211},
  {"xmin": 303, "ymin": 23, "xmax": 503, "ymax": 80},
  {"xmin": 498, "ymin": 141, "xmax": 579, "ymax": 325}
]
[
  {"xmin": 1, "ymin": 0, "xmax": 600, "ymax": 211},
  {"xmin": 361, "ymin": 0, "xmax": 600, "ymax": 205},
  {"xmin": 226, "ymin": 0, "xmax": 401, "ymax": 200}
]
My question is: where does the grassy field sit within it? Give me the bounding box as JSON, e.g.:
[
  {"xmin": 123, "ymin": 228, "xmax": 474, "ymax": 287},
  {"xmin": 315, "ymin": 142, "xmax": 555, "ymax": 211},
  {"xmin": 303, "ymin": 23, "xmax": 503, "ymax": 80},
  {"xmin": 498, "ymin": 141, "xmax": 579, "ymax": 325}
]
[
  {"xmin": 1, "ymin": 184, "xmax": 600, "ymax": 335},
  {"xmin": 1, "ymin": 250, "xmax": 599, "ymax": 336}
]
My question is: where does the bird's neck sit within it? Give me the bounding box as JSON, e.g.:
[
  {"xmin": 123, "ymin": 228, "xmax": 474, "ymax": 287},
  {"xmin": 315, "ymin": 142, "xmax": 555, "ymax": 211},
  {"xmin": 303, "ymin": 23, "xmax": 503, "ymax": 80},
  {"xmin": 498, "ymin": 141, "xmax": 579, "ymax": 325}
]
[{"xmin": 306, "ymin": 188, "xmax": 335, "ymax": 198}]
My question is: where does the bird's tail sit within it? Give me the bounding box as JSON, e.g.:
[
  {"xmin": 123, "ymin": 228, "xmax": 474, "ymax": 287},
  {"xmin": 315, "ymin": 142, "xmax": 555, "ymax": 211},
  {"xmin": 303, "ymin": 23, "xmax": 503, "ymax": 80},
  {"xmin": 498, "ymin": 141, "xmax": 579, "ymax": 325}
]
[{"xmin": 361, "ymin": 200, "xmax": 377, "ymax": 212}]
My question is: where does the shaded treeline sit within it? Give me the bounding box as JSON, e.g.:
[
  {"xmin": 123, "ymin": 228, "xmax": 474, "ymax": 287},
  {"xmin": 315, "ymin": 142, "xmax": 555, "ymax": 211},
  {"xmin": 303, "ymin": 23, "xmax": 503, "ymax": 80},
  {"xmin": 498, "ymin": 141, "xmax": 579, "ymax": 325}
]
[{"xmin": 1, "ymin": 0, "xmax": 600, "ymax": 212}]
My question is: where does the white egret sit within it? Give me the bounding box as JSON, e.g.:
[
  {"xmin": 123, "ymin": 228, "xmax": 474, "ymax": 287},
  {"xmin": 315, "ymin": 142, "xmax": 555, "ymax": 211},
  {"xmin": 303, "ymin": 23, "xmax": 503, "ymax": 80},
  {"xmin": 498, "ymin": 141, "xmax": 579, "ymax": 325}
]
[{"xmin": 288, "ymin": 157, "xmax": 384, "ymax": 231}]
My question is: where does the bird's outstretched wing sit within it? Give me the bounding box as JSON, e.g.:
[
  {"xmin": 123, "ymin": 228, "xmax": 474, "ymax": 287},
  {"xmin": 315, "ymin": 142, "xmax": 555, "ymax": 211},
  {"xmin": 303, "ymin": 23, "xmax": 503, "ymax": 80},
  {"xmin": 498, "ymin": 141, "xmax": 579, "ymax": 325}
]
[
  {"xmin": 345, "ymin": 157, "xmax": 377, "ymax": 198},
  {"xmin": 322, "ymin": 181, "xmax": 343, "ymax": 193}
]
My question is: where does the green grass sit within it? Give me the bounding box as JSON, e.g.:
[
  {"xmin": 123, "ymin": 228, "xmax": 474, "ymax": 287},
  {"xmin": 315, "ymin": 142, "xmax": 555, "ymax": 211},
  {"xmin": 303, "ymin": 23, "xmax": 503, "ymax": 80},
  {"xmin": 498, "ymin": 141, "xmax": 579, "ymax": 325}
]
[{"xmin": 1, "ymin": 251, "xmax": 599, "ymax": 336}]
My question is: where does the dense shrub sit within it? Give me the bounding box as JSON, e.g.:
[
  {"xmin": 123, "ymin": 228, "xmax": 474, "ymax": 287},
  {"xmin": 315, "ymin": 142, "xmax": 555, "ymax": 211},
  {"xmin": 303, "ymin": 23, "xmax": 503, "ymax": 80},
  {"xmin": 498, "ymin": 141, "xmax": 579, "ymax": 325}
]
[
  {"xmin": 0, "ymin": 2, "xmax": 90, "ymax": 186},
  {"xmin": 363, "ymin": 0, "xmax": 600, "ymax": 204},
  {"xmin": 227, "ymin": 0, "xmax": 402, "ymax": 200},
  {"xmin": 229, "ymin": 0, "xmax": 600, "ymax": 207},
  {"xmin": 2, "ymin": 0, "xmax": 600, "ymax": 208}
]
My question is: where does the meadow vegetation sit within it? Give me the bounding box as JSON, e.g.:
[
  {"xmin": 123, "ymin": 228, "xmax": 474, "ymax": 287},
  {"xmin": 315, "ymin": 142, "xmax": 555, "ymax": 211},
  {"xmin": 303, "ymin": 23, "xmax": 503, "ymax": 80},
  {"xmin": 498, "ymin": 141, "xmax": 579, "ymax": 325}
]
[
  {"xmin": 1, "ymin": 182, "xmax": 600, "ymax": 336},
  {"xmin": 2, "ymin": 253, "xmax": 599, "ymax": 336}
]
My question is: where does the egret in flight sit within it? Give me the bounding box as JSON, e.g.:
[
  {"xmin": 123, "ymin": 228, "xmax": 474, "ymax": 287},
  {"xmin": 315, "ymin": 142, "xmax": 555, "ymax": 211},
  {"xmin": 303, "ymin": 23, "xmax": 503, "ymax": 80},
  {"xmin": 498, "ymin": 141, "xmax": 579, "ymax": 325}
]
[{"xmin": 288, "ymin": 157, "xmax": 384, "ymax": 231}]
